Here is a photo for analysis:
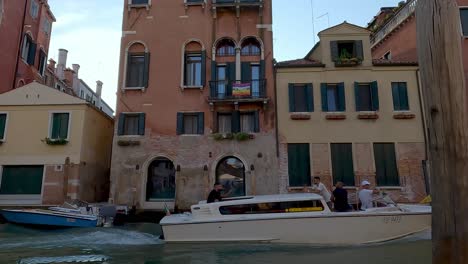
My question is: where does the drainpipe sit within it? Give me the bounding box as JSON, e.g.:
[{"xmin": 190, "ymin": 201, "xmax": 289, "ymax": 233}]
[
  {"xmin": 273, "ymin": 62, "xmax": 279, "ymax": 157},
  {"xmin": 12, "ymin": 0, "xmax": 29, "ymax": 89},
  {"xmin": 416, "ymin": 69, "xmax": 430, "ymax": 195}
]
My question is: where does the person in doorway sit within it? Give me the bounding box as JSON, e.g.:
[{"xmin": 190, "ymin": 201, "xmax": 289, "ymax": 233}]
[
  {"xmin": 311, "ymin": 177, "xmax": 332, "ymax": 209},
  {"xmin": 358, "ymin": 180, "xmax": 380, "ymax": 210},
  {"xmin": 332, "ymin": 181, "xmax": 351, "ymax": 212},
  {"xmin": 207, "ymin": 183, "xmax": 224, "ymax": 203}
]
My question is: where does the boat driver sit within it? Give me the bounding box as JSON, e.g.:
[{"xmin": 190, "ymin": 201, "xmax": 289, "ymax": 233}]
[
  {"xmin": 358, "ymin": 180, "xmax": 380, "ymax": 210},
  {"xmin": 207, "ymin": 183, "xmax": 224, "ymax": 203}
]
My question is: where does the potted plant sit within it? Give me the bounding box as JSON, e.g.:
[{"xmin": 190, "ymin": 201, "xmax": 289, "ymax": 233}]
[
  {"xmin": 334, "ymin": 50, "xmax": 362, "ymax": 67},
  {"xmin": 44, "ymin": 138, "xmax": 69, "ymax": 145}
]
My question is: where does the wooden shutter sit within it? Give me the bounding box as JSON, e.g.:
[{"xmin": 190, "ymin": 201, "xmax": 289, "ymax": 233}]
[
  {"xmin": 260, "ymin": 59, "xmax": 265, "ymax": 78},
  {"xmin": 197, "ymin": 112, "xmax": 204, "ymax": 135},
  {"xmin": 210, "ymin": 61, "xmax": 217, "ymax": 97},
  {"xmin": 254, "ymin": 110, "xmax": 260, "ymax": 133},
  {"xmin": 288, "ymin": 144, "xmax": 311, "ymax": 187},
  {"xmin": 241, "ymin": 62, "xmax": 251, "ymax": 82},
  {"xmin": 0, "ymin": 114, "xmax": 6, "ymax": 139},
  {"xmin": 201, "ymin": 50, "xmax": 206, "ymax": 86},
  {"xmin": 27, "ymin": 42, "xmax": 37, "ymax": 65},
  {"xmin": 400, "ymin": 83, "xmax": 409, "ymax": 110},
  {"xmin": 331, "ymin": 144, "xmax": 355, "ymax": 186},
  {"xmin": 125, "ymin": 53, "xmax": 132, "ymax": 87},
  {"xmin": 227, "ymin": 62, "xmax": 236, "ymax": 97},
  {"xmin": 371, "ymin": 81, "xmax": 379, "ymax": 111},
  {"xmin": 354, "ymin": 82, "xmax": 360, "ymax": 111},
  {"xmin": 143, "ymin": 52, "xmax": 150, "ymax": 88},
  {"xmin": 176, "ymin": 113, "xmax": 184, "ymax": 135},
  {"xmin": 305, "ymin": 83, "xmax": 314, "ymax": 112},
  {"xmin": 374, "ymin": 143, "xmax": 400, "ymax": 186},
  {"xmin": 330, "ymin": 41, "xmax": 339, "ymax": 61},
  {"xmin": 138, "ymin": 113, "xmax": 146, "ymax": 136},
  {"xmin": 59, "ymin": 113, "xmax": 69, "ymax": 139},
  {"xmin": 355, "ymin": 40, "xmax": 364, "ymax": 60},
  {"xmin": 118, "ymin": 114, "xmax": 125, "ymax": 136},
  {"xmin": 288, "ymin": 84, "xmax": 295, "ymax": 112},
  {"xmin": 392, "ymin": 83, "xmax": 401, "ymax": 111},
  {"xmin": 231, "ymin": 110, "xmax": 240, "ymax": 133},
  {"xmin": 337, "ymin": 82, "xmax": 346, "ymax": 111},
  {"xmin": 321, "ymin": 83, "xmax": 328, "ymax": 112}
]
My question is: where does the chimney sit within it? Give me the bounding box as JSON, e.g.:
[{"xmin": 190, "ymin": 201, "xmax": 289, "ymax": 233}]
[
  {"xmin": 96, "ymin": 80, "xmax": 103, "ymax": 108},
  {"xmin": 72, "ymin": 64, "xmax": 80, "ymax": 95},
  {"xmin": 56, "ymin": 49, "xmax": 68, "ymax": 80},
  {"xmin": 48, "ymin": 58, "xmax": 56, "ymax": 70}
]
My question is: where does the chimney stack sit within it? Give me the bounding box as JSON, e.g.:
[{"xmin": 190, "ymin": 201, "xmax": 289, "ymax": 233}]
[
  {"xmin": 96, "ymin": 80, "xmax": 103, "ymax": 108},
  {"xmin": 71, "ymin": 64, "xmax": 80, "ymax": 95},
  {"xmin": 56, "ymin": 49, "xmax": 68, "ymax": 80}
]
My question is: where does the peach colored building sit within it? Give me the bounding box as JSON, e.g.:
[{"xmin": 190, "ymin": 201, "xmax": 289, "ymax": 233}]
[
  {"xmin": 276, "ymin": 22, "xmax": 428, "ymax": 204},
  {"xmin": 0, "ymin": 82, "xmax": 114, "ymax": 206},
  {"xmin": 110, "ymin": 0, "xmax": 276, "ymax": 211}
]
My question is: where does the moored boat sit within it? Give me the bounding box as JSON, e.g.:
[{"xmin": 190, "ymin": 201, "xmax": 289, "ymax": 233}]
[
  {"xmin": 0, "ymin": 208, "xmax": 98, "ymax": 228},
  {"xmin": 160, "ymin": 193, "xmax": 431, "ymax": 244}
]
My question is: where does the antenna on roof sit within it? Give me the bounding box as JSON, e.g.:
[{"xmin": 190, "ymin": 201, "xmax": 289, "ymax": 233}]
[{"xmin": 310, "ymin": 0, "xmax": 316, "ymax": 44}]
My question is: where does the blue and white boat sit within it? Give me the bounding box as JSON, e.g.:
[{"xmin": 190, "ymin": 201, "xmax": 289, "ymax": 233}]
[{"xmin": 0, "ymin": 207, "xmax": 99, "ymax": 228}]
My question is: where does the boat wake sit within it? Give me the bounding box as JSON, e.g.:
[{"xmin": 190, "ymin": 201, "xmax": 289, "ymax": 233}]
[
  {"xmin": 0, "ymin": 228, "xmax": 163, "ymax": 250},
  {"xmin": 17, "ymin": 255, "xmax": 110, "ymax": 264}
]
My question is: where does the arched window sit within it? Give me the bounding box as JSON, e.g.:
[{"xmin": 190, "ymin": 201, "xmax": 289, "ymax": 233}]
[
  {"xmin": 216, "ymin": 157, "xmax": 246, "ymax": 197},
  {"xmin": 21, "ymin": 33, "xmax": 36, "ymax": 65},
  {"xmin": 126, "ymin": 42, "xmax": 150, "ymax": 88},
  {"xmin": 0, "ymin": 0, "xmax": 4, "ymax": 25},
  {"xmin": 184, "ymin": 41, "xmax": 205, "ymax": 87},
  {"xmin": 241, "ymin": 37, "xmax": 261, "ymax": 56},
  {"xmin": 216, "ymin": 39, "xmax": 236, "ymax": 56},
  {"xmin": 146, "ymin": 158, "xmax": 176, "ymax": 201}
]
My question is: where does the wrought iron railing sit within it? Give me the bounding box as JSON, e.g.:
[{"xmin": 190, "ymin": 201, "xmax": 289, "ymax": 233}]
[
  {"xmin": 213, "ymin": 0, "xmax": 263, "ymax": 5},
  {"xmin": 209, "ymin": 79, "xmax": 266, "ymax": 100},
  {"xmin": 370, "ymin": 0, "xmax": 418, "ymax": 47}
]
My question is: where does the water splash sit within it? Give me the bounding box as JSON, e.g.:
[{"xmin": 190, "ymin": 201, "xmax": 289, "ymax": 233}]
[{"xmin": 17, "ymin": 255, "xmax": 109, "ymax": 264}]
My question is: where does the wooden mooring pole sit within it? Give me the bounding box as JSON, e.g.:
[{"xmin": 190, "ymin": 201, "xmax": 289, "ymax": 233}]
[{"xmin": 416, "ymin": 0, "xmax": 468, "ymax": 263}]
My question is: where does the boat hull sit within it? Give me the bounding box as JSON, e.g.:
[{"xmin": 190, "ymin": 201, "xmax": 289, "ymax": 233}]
[
  {"xmin": 161, "ymin": 213, "xmax": 431, "ymax": 244},
  {"xmin": 1, "ymin": 209, "xmax": 98, "ymax": 228}
]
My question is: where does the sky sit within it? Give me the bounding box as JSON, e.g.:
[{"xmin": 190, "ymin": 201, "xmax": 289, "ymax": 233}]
[{"xmin": 48, "ymin": 0, "xmax": 401, "ymax": 111}]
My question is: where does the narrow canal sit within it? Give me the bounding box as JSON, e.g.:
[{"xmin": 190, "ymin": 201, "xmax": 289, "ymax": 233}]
[{"xmin": 0, "ymin": 223, "xmax": 431, "ymax": 264}]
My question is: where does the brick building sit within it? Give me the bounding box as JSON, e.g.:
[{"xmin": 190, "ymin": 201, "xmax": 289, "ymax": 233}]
[
  {"xmin": 276, "ymin": 22, "xmax": 428, "ymax": 204},
  {"xmin": 110, "ymin": 0, "xmax": 276, "ymax": 211},
  {"xmin": 0, "ymin": 0, "xmax": 55, "ymax": 93}
]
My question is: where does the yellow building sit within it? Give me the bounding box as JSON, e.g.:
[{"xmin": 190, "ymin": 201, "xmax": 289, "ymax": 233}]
[
  {"xmin": 0, "ymin": 82, "xmax": 114, "ymax": 206},
  {"xmin": 275, "ymin": 22, "xmax": 427, "ymax": 203}
]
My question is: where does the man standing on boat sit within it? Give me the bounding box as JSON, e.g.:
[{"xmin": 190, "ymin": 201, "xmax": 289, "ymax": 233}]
[
  {"xmin": 311, "ymin": 177, "xmax": 332, "ymax": 208},
  {"xmin": 358, "ymin": 181, "xmax": 380, "ymax": 210},
  {"xmin": 332, "ymin": 182, "xmax": 352, "ymax": 212},
  {"xmin": 207, "ymin": 183, "xmax": 229, "ymax": 203}
]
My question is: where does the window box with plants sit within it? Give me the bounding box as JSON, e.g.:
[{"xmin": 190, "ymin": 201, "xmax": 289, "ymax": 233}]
[
  {"xmin": 334, "ymin": 50, "xmax": 362, "ymax": 67},
  {"xmin": 212, "ymin": 132, "xmax": 255, "ymax": 141},
  {"xmin": 43, "ymin": 138, "xmax": 69, "ymax": 145}
]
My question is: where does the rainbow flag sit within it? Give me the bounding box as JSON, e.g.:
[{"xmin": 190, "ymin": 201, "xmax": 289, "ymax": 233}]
[{"xmin": 233, "ymin": 83, "xmax": 251, "ymax": 97}]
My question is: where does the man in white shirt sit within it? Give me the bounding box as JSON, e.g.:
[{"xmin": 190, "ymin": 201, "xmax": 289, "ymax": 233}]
[
  {"xmin": 311, "ymin": 177, "xmax": 332, "ymax": 208},
  {"xmin": 359, "ymin": 180, "xmax": 380, "ymax": 210}
]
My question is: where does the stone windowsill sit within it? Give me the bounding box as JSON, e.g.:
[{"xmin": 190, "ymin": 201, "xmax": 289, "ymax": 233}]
[
  {"xmin": 393, "ymin": 112, "xmax": 416, "ymax": 119},
  {"xmin": 358, "ymin": 111, "xmax": 379, "ymax": 120},
  {"xmin": 128, "ymin": 3, "xmax": 151, "ymax": 9},
  {"xmin": 325, "ymin": 113, "xmax": 346, "ymax": 120},
  {"xmin": 122, "ymin": 87, "xmax": 145, "ymax": 91},
  {"xmin": 184, "ymin": 0, "xmax": 205, "ymax": 6},
  {"xmin": 290, "ymin": 113, "xmax": 311, "ymax": 120},
  {"xmin": 181, "ymin": 85, "xmax": 204, "ymax": 90}
]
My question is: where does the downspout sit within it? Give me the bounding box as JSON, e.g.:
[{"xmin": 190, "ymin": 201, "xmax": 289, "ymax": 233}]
[
  {"xmin": 13, "ymin": 0, "xmax": 29, "ymax": 89},
  {"xmin": 274, "ymin": 62, "xmax": 279, "ymax": 157},
  {"xmin": 416, "ymin": 69, "xmax": 430, "ymax": 195}
]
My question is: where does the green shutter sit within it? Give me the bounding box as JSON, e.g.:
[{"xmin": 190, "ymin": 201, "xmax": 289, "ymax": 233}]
[
  {"xmin": 0, "ymin": 114, "xmax": 6, "ymax": 140},
  {"xmin": 371, "ymin": 81, "xmax": 379, "ymax": 111},
  {"xmin": 288, "ymin": 144, "xmax": 311, "ymax": 187},
  {"xmin": 51, "ymin": 113, "xmax": 61, "ymax": 139},
  {"xmin": 0, "ymin": 166, "xmax": 44, "ymax": 195},
  {"xmin": 337, "ymin": 82, "xmax": 346, "ymax": 112},
  {"xmin": 305, "ymin": 83, "xmax": 314, "ymax": 112},
  {"xmin": 354, "ymin": 82, "xmax": 360, "ymax": 111},
  {"xmin": 400, "ymin": 83, "xmax": 409, "ymax": 110},
  {"xmin": 59, "ymin": 113, "xmax": 69, "ymax": 139},
  {"xmin": 241, "ymin": 62, "xmax": 251, "ymax": 82},
  {"xmin": 288, "ymin": 84, "xmax": 295, "ymax": 112},
  {"xmin": 118, "ymin": 114, "xmax": 125, "ymax": 136},
  {"xmin": 231, "ymin": 110, "xmax": 240, "ymax": 133},
  {"xmin": 392, "ymin": 83, "xmax": 401, "ymax": 111},
  {"xmin": 211, "ymin": 61, "xmax": 217, "ymax": 97},
  {"xmin": 197, "ymin": 112, "xmax": 204, "ymax": 135},
  {"xmin": 260, "ymin": 60, "xmax": 265, "ymax": 79},
  {"xmin": 126, "ymin": 53, "xmax": 132, "ymax": 87},
  {"xmin": 320, "ymin": 83, "xmax": 328, "ymax": 112},
  {"xmin": 374, "ymin": 143, "xmax": 400, "ymax": 186},
  {"xmin": 138, "ymin": 113, "xmax": 146, "ymax": 136},
  {"xmin": 355, "ymin": 40, "xmax": 364, "ymax": 60},
  {"xmin": 331, "ymin": 144, "xmax": 355, "ymax": 186},
  {"xmin": 227, "ymin": 62, "xmax": 236, "ymax": 97},
  {"xmin": 330, "ymin": 41, "xmax": 339, "ymax": 62},
  {"xmin": 201, "ymin": 50, "xmax": 206, "ymax": 86},
  {"xmin": 176, "ymin": 113, "xmax": 184, "ymax": 135},
  {"xmin": 254, "ymin": 110, "xmax": 260, "ymax": 132},
  {"xmin": 143, "ymin": 52, "xmax": 150, "ymax": 88},
  {"xmin": 27, "ymin": 41, "xmax": 37, "ymax": 65}
]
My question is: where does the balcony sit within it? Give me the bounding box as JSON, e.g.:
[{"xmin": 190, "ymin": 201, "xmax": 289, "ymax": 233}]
[
  {"xmin": 213, "ymin": 0, "xmax": 263, "ymax": 7},
  {"xmin": 208, "ymin": 79, "xmax": 268, "ymax": 107}
]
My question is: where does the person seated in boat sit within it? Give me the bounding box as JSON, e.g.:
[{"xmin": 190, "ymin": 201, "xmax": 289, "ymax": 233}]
[
  {"xmin": 310, "ymin": 177, "xmax": 332, "ymax": 208},
  {"xmin": 207, "ymin": 183, "xmax": 232, "ymax": 203},
  {"xmin": 358, "ymin": 180, "xmax": 380, "ymax": 210},
  {"xmin": 332, "ymin": 181, "xmax": 352, "ymax": 212}
]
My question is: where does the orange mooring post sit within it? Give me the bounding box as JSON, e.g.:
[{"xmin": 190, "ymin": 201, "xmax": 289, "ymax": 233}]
[{"xmin": 416, "ymin": 0, "xmax": 468, "ymax": 263}]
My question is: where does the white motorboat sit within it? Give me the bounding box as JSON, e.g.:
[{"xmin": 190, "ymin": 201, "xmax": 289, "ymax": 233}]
[{"xmin": 160, "ymin": 193, "xmax": 431, "ymax": 245}]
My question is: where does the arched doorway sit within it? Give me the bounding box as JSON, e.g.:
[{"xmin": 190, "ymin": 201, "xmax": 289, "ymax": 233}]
[
  {"xmin": 146, "ymin": 158, "xmax": 176, "ymax": 201},
  {"xmin": 216, "ymin": 157, "xmax": 246, "ymax": 197}
]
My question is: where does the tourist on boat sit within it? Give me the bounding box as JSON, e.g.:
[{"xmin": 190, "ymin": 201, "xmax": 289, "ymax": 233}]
[
  {"xmin": 358, "ymin": 180, "xmax": 380, "ymax": 210},
  {"xmin": 207, "ymin": 183, "xmax": 225, "ymax": 203},
  {"xmin": 332, "ymin": 181, "xmax": 352, "ymax": 212},
  {"xmin": 311, "ymin": 177, "xmax": 332, "ymax": 208}
]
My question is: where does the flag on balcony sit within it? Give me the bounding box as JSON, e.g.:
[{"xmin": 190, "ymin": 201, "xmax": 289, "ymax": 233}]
[{"xmin": 233, "ymin": 83, "xmax": 251, "ymax": 97}]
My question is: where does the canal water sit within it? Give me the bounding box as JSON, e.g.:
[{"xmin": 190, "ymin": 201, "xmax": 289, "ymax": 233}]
[{"xmin": 0, "ymin": 223, "xmax": 431, "ymax": 264}]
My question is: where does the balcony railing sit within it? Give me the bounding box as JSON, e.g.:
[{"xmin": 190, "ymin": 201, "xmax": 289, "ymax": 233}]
[
  {"xmin": 209, "ymin": 79, "xmax": 266, "ymax": 100},
  {"xmin": 370, "ymin": 0, "xmax": 417, "ymax": 47},
  {"xmin": 212, "ymin": 0, "xmax": 263, "ymax": 7}
]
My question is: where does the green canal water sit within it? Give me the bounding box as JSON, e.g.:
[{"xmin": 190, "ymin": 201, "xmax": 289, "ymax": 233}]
[{"xmin": 0, "ymin": 223, "xmax": 431, "ymax": 264}]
